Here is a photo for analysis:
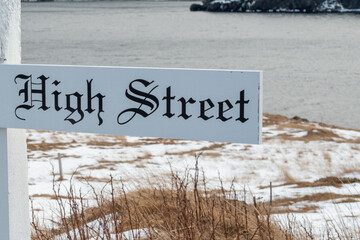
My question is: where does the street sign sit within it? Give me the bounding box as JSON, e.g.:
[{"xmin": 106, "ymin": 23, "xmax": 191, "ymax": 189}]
[{"xmin": 0, "ymin": 64, "xmax": 262, "ymax": 144}]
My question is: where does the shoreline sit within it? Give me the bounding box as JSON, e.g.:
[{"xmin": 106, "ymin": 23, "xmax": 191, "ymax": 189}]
[
  {"xmin": 21, "ymin": 0, "xmax": 360, "ymax": 13},
  {"xmin": 191, "ymin": 0, "xmax": 360, "ymax": 13}
]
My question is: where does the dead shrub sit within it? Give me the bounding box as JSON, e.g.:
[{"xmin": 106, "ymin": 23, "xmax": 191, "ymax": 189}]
[{"xmin": 31, "ymin": 159, "xmax": 297, "ymax": 240}]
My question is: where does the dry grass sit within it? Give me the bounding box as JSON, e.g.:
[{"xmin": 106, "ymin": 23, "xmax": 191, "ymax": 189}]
[
  {"xmin": 27, "ymin": 134, "xmax": 181, "ymax": 154},
  {"xmin": 74, "ymin": 176, "xmax": 112, "ymax": 183},
  {"xmin": 270, "ymin": 192, "xmax": 360, "ymax": 214},
  {"xmin": 261, "ymin": 177, "xmax": 360, "ymax": 189},
  {"xmin": 296, "ymin": 177, "xmax": 360, "ymax": 188},
  {"xmin": 141, "ymin": 138, "xmax": 179, "ymax": 145},
  {"xmin": 30, "ymin": 193, "xmax": 83, "ymax": 200},
  {"xmin": 200, "ymin": 152, "xmax": 222, "ymax": 158},
  {"xmin": 336, "ymin": 198, "xmax": 359, "ymax": 204},
  {"xmin": 31, "ymin": 161, "xmax": 300, "ymax": 240},
  {"xmin": 27, "ymin": 141, "xmax": 73, "ymax": 151},
  {"xmin": 263, "ymin": 113, "xmax": 360, "ymax": 143},
  {"xmin": 166, "ymin": 143, "xmax": 225, "ymax": 156},
  {"xmin": 28, "ymin": 114, "xmax": 360, "ymax": 239},
  {"xmin": 28, "ymin": 114, "xmax": 360, "ymax": 155},
  {"xmin": 29, "ymin": 164, "xmax": 360, "ymax": 240}
]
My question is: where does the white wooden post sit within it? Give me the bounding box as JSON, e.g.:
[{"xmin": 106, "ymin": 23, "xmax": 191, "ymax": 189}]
[
  {"xmin": 58, "ymin": 153, "xmax": 64, "ymax": 180},
  {"xmin": 0, "ymin": 0, "xmax": 30, "ymax": 239}
]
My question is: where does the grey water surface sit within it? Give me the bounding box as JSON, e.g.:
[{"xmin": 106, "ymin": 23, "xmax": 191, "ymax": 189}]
[{"xmin": 21, "ymin": 1, "xmax": 360, "ymax": 129}]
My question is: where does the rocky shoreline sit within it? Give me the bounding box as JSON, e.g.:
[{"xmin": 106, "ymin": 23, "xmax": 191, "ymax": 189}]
[{"xmin": 190, "ymin": 0, "xmax": 360, "ymax": 12}]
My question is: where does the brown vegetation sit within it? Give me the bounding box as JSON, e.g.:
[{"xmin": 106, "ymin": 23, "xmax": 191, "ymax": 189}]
[
  {"xmin": 28, "ymin": 114, "xmax": 360, "ymax": 239},
  {"xmin": 263, "ymin": 113, "xmax": 360, "ymax": 143},
  {"xmin": 31, "ymin": 163, "xmax": 300, "ymax": 240},
  {"xmin": 261, "ymin": 177, "xmax": 360, "ymax": 189},
  {"xmin": 269, "ymin": 192, "xmax": 360, "ymax": 214}
]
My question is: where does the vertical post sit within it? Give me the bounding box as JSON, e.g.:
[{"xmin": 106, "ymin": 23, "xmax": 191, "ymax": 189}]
[
  {"xmin": 270, "ymin": 182, "xmax": 272, "ymax": 207},
  {"xmin": 58, "ymin": 153, "xmax": 64, "ymax": 181},
  {"xmin": 0, "ymin": 0, "xmax": 30, "ymax": 239},
  {"xmin": 0, "ymin": 129, "xmax": 9, "ymax": 239}
]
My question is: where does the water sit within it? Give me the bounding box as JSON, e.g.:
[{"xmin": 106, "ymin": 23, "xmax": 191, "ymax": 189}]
[{"xmin": 21, "ymin": 1, "xmax": 360, "ymax": 129}]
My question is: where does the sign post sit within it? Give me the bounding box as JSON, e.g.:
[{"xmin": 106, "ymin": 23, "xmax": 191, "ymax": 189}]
[
  {"xmin": 0, "ymin": 63, "xmax": 261, "ymax": 239},
  {"xmin": 0, "ymin": 0, "xmax": 31, "ymax": 239},
  {"xmin": 0, "ymin": 1, "xmax": 261, "ymax": 238}
]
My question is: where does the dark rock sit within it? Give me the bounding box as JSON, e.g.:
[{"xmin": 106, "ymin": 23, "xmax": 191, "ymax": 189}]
[
  {"xmin": 340, "ymin": 0, "xmax": 360, "ymax": 8},
  {"xmin": 292, "ymin": 116, "xmax": 309, "ymax": 122},
  {"xmin": 190, "ymin": 0, "xmax": 360, "ymax": 13},
  {"xmin": 190, "ymin": 3, "xmax": 205, "ymax": 11},
  {"xmin": 229, "ymin": 1, "xmax": 242, "ymax": 11},
  {"xmin": 207, "ymin": 2, "xmax": 222, "ymax": 11},
  {"xmin": 250, "ymin": 0, "xmax": 319, "ymax": 12}
]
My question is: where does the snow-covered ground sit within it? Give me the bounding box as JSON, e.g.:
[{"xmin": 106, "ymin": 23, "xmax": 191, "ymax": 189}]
[{"xmin": 28, "ymin": 113, "xmax": 360, "ymax": 237}]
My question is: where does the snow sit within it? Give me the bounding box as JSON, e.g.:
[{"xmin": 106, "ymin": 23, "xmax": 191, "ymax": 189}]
[
  {"xmin": 332, "ymin": 128, "xmax": 360, "ymax": 140},
  {"xmin": 28, "ymin": 114, "xmax": 360, "ymax": 238},
  {"xmin": 55, "ymin": 213, "xmax": 151, "ymax": 240}
]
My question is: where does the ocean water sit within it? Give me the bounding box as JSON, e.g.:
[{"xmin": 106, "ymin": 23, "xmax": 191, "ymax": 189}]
[{"xmin": 21, "ymin": 1, "xmax": 360, "ymax": 129}]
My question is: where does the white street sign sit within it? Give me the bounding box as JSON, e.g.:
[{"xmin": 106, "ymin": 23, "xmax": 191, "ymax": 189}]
[{"xmin": 0, "ymin": 64, "xmax": 262, "ymax": 144}]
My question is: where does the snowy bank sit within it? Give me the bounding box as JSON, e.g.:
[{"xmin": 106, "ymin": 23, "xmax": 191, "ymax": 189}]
[{"xmin": 28, "ymin": 113, "xmax": 360, "ymax": 237}]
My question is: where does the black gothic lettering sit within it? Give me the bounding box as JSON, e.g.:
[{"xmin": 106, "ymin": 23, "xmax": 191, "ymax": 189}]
[
  {"xmin": 235, "ymin": 90, "xmax": 249, "ymax": 123},
  {"xmin": 117, "ymin": 79, "xmax": 159, "ymax": 125},
  {"xmin": 178, "ymin": 97, "xmax": 196, "ymax": 120},
  {"xmin": 52, "ymin": 80, "xmax": 62, "ymax": 111},
  {"xmin": 85, "ymin": 79, "xmax": 105, "ymax": 126},
  {"xmin": 198, "ymin": 98, "xmax": 214, "ymax": 120},
  {"xmin": 52, "ymin": 90, "xmax": 62, "ymax": 111},
  {"xmin": 64, "ymin": 92, "xmax": 84, "ymax": 125},
  {"xmin": 33, "ymin": 75, "xmax": 50, "ymax": 111},
  {"xmin": 13, "ymin": 72, "xmax": 252, "ymax": 128},
  {"xmin": 14, "ymin": 74, "xmax": 50, "ymax": 120},
  {"xmin": 14, "ymin": 74, "xmax": 32, "ymax": 120},
  {"xmin": 15, "ymin": 75, "xmax": 106, "ymax": 125},
  {"xmin": 15, "ymin": 74, "xmax": 31, "ymax": 102},
  {"xmin": 162, "ymin": 86, "xmax": 175, "ymax": 118},
  {"xmin": 217, "ymin": 99, "xmax": 233, "ymax": 122}
]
